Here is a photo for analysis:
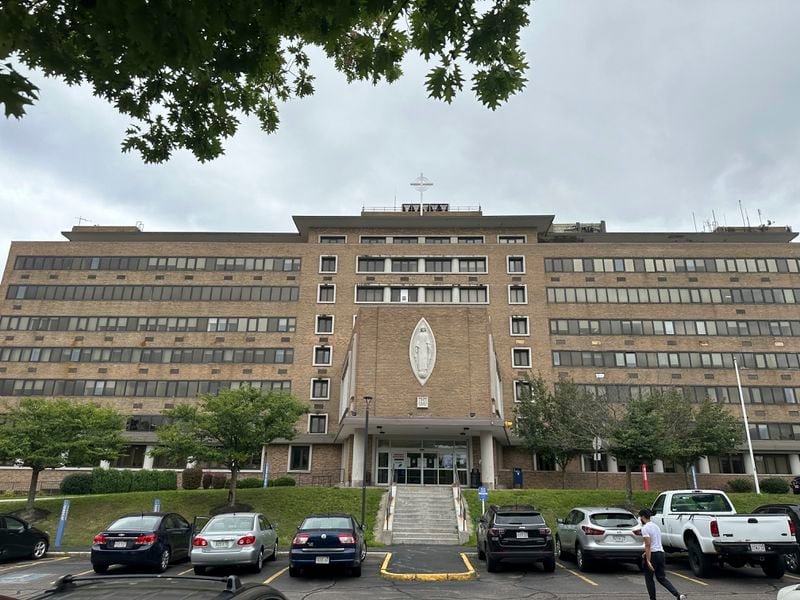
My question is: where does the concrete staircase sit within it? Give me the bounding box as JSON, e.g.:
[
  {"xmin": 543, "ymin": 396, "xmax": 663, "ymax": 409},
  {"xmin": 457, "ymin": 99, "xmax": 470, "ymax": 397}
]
[{"xmin": 391, "ymin": 486, "xmax": 460, "ymax": 545}]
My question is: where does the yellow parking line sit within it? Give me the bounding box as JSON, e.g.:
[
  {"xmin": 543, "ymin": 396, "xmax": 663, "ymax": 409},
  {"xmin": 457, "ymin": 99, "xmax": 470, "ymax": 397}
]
[
  {"xmin": 379, "ymin": 552, "xmax": 477, "ymax": 581},
  {"xmin": 263, "ymin": 566, "xmax": 289, "ymax": 584},
  {"xmin": 0, "ymin": 556, "xmax": 68, "ymax": 573},
  {"xmin": 556, "ymin": 561, "xmax": 599, "ymax": 587},
  {"xmin": 74, "ymin": 569, "xmax": 95, "ymax": 577},
  {"xmin": 667, "ymin": 570, "xmax": 709, "ymax": 586},
  {"xmin": 785, "ymin": 574, "xmax": 800, "ymax": 582},
  {"xmin": 177, "ymin": 567, "xmax": 195, "ymax": 575}
]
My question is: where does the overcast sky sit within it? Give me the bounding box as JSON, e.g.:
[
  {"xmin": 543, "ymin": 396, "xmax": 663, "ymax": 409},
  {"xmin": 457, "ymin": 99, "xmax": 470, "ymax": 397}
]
[{"xmin": 1, "ymin": 0, "xmax": 799, "ymax": 272}]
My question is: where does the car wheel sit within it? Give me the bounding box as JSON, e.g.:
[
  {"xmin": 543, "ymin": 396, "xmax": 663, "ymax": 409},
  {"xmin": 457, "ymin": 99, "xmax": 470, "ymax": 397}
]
[
  {"xmin": 193, "ymin": 566, "xmax": 206, "ymax": 576},
  {"xmin": 156, "ymin": 548, "xmax": 171, "ymax": 573},
  {"xmin": 555, "ymin": 536, "xmax": 564, "ymax": 560},
  {"xmin": 486, "ymin": 551, "xmax": 500, "ymax": 573},
  {"xmin": 477, "ymin": 541, "xmax": 486, "ymax": 561},
  {"xmin": 762, "ymin": 556, "xmax": 785, "ymax": 579},
  {"xmin": 288, "ymin": 566, "xmax": 300, "ymax": 578},
  {"xmin": 251, "ymin": 547, "xmax": 264, "ymax": 573},
  {"xmin": 31, "ymin": 540, "xmax": 48, "ymax": 560},
  {"xmin": 92, "ymin": 563, "xmax": 109, "ymax": 574},
  {"xmin": 575, "ymin": 544, "xmax": 590, "ymax": 572},
  {"xmin": 352, "ymin": 565, "xmax": 362, "ymax": 577},
  {"xmin": 542, "ymin": 557, "xmax": 556, "ymax": 573},
  {"xmin": 784, "ymin": 551, "xmax": 800, "ymax": 573},
  {"xmin": 686, "ymin": 538, "xmax": 714, "ymax": 578},
  {"xmin": 268, "ymin": 540, "xmax": 278, "ymax": 561}
]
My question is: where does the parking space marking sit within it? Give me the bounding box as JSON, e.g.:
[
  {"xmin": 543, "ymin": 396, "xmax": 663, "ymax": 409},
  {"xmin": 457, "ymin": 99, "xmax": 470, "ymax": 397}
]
[
  {"xmin": 785, "ymin": 574, "xmax": 800, "ymax": 582},
  {"xmin": 0, "ymin": 557, "xmax": 68, "ymax": 574},
  {"xmin": 177, "ymin": 567, "xmax": 194, "ymax": 575},
  {"xmin": 555, "ymin": 561, "xmax": 599, "ymax": 587},
  {"xmin": 666, "ymin": 570, "xmax": 709, "ymax": 586},
  {"xmin": 379, "ymin": 552, "xmax": 476, "ymax": 581},
  {"xmin": 263, "ymin": 566, "xmax": 289, "ymax": 584},
  {"xmin": 73, "ymin": 569, "xmax": 95, "ymax": 577}
]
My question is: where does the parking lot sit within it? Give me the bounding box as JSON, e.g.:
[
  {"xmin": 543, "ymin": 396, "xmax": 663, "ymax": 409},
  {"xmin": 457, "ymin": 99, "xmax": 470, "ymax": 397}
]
[{"xmin": 0, "ymin": 547, "xmax": 796, "ymax": 599}]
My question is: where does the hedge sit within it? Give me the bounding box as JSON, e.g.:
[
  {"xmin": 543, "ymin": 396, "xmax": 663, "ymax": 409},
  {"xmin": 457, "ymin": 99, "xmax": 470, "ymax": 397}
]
[
  {"xmin": 727, "ymin": 478, "xmax": 754, "ymax": 493},
  {"xmin": 90, "ymin": 468, "xmax": 177, "ymax": 494},
  {"xmin": 59, "ymin": 473, "xmax": 94, "ymax": 495},
  {"xmin": 237, "ymin": 477, "xmax": 263, "ymax": 489},
  {"xmin": 182, "ymin": 467, "xmax": 203, "ymax": 490},
  {"xmin": 270, "ymin": 476, "xmax": 296, "ymax": 487},
  {"xmin": 761, "ymin": 477, "xmax": 790, "ymax": 494}
]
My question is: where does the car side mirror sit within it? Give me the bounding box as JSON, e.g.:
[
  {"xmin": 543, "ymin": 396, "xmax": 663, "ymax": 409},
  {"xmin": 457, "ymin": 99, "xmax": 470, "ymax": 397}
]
[
  {"xmin": 361, "ymin": 524, "xmax": 367, "ymax": 531},
  {"xmin": 556, "ymin": 518, "xmax": 564, "ymax": 525}
]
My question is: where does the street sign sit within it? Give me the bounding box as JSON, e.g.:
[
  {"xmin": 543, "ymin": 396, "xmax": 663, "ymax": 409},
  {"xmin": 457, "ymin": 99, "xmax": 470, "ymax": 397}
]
[
  {"xmin": 478, "ymin": 486, "xmax": 488, "ymax": 501},
  {"xmin": 592, "ymin": 437, "xmax": 602, "ymax": 451}
]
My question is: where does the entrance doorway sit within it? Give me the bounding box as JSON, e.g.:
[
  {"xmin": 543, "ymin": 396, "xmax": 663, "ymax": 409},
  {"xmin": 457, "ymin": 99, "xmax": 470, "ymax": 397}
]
[{"xmin": 376, "ymin": 440, "xmax": 468, "ymax": 486}]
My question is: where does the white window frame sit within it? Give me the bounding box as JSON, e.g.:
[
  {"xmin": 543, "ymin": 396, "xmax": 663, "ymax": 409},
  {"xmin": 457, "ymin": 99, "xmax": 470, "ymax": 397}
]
[
  {"xmin": 513, "ymin": 380, "xmax": 532, "ymax": 403},
  {"xmin": 458, "ymin": 285, "xmax": 490, "ymax": 304},
  {"xmin": 508, "ymin": 284, "xmax": 528, "ymax": 305},
  {"xmin": 317, "ymin": 284, "xmax": 336, "ymax": 304},
  {"xmin": 287, "ymin": 444, "xmax": 312, "ymax": 473},
  {"xmin": 307, "ymin": 414, "xmax": 328, "ymax": 435},
  {"xmin": 354, "ymin": 285, "xmax": 385, "ymax": 303},
  {"xmin": 318, "ymin": 235, "xmax": 347, "ymax": 244},
  {"xmin": 510, "ymin": 316, "xmax": 530, "ymax": 336},
  {"xmin": 312, "ymin": 345, "xmax": 333, "ymax": 367},
  {"xmin": 310, "ymin": 378, "xmax": 331, "ymax": 400},
  {"xmin": 319, "ymin": 255, "xmax": 338, "ymax": 274},
  {"xmin": 507, "ymin": 255, "xmax": 526, "ymax": 274},
  {"xmin": 512, "ymin": 347, "xmax": 532, "ymax": 368},
  {"xmin": 456, "ymin": 235, "xmax": 485, "ymax": 244},
  {"xmin": 497, "ymin": 234, "xmax": 527, "ymax": 244},
  {"xmin": 455, "ymin": 255, "xmax": 489, "ymax": 274},
  {"xmin": 315, "ymin": 314, "xmax": 335, "ymax": 335}
]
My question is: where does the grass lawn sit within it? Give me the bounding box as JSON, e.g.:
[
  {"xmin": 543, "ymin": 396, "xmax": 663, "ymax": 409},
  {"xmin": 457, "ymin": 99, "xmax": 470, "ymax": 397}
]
[
  {"xmin": 463, "ymin": 488, "xmax": 799, "ymax": 547},
  {"xmin": 2, "ymin": 487, "xmax": 386, "ymax": 548}
]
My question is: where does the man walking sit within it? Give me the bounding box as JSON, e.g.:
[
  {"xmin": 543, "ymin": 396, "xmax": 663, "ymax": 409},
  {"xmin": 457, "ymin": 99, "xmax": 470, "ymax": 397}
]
[{"xmin": 638, "ymin": 509, "xmax": 687, "ymax": 600}]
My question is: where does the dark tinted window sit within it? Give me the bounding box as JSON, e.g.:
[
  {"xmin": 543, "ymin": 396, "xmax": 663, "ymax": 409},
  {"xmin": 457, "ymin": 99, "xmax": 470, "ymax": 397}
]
[
  {"xmin": 589, "ymin": 512, "xmax": 638, "ymax": 527},
  {"xmin": 109, "ymin": 516, "xmax": 161, "ymax": 531},
  {"xmin": 300, "ymin": 516, "xmax": 352, "ymax": 530},
  {"xmin": 494, "ymin": 513, "xmax": 544, "ymax": 525}
]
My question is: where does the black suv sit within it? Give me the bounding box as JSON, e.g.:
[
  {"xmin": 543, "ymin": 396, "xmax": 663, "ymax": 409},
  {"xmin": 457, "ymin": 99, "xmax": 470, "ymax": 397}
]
[{"xmin": 477, "ymin": 505, "xmax": 555, "ymax": 573}]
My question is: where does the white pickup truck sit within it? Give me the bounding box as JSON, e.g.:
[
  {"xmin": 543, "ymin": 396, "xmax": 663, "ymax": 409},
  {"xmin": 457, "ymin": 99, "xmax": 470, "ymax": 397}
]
[{"xmin": 650, "ymin": 489, "xmax": 797, "ymax": 578}]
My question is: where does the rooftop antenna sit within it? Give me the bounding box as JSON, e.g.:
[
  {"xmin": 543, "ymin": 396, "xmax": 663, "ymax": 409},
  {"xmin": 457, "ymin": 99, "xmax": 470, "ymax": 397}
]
[
  {"xmin": 738, "ymin": 200, "xmax": 746, "ymax": 227},
  {"xmin": 76, "ymin": 216, "xmax": 92, "ymax": 226},
  {"xmin": 757, "ymin": 208, "xmax": 764, "ymax": 226},
  {"xmin": 692, "ymin": 211, "xmax": 698, "ymax": 233},
  {"xmin": 744, "ymin": 207, "xmax": 752, "ymax": 228},
  {"xmin": 410, "ymin": 172, "xmax": 433, "ymax": 215}
]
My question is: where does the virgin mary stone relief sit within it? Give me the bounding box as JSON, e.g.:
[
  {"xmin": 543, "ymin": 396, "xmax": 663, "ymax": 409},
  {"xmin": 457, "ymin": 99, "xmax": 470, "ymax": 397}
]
[{"xmin": 409, "ymin": 318, "xmax": 437, "ymax": 386}]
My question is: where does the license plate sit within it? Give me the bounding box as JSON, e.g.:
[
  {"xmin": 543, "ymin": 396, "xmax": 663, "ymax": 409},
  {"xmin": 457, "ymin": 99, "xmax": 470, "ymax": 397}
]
[
  {"xmin": 212, "ymin": 541, "xmax": 230, "ymax": 548},
  {"xmin": 613, "ymin": 536, "xmax": 627, "ymax": 543},
  {"xmin": 516, "ymin": 531, "xmax": 528, "ymax": 539},
  {"xmin": 113, "ymin": 541, "xmax": 127, "ymax": 548},
  {"xmin": 750, "ymin": 543, "xmax": 766, "ymax": 553},
  {"xmin": 315, "ymin": 556, "xmax": 330, "ymax": 565}
]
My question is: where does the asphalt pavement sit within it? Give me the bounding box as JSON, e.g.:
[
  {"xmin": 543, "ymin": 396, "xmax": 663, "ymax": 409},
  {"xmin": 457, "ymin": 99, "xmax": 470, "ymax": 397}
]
[{"xmin": 0, "ymin": 546, "xmax": 796, "ymax": 599}]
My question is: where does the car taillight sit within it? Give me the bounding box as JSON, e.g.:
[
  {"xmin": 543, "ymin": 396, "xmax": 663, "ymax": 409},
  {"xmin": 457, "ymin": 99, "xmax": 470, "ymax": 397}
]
[
  {"xmin": 338, "ymin": 534, "xmax": 356, "ymax": 544},
  {"xmin": 237, "ymin": 536, "xmax": 256, "ymax": 546},
  {"xmin": 293, "ymin": 534, "xmax": 310, "ymax": 545},
  {"xmin": 633, "ymin": 529, "xmax": 642, "ymax": 537},
  {"xmin": 192, "ymin": 537, "xmax": 208, "ymax": 547},
  {"xmin": 710, "ymin": 520, "xmax": 720, "ymax": 538},
  {"xmin": 539, "ymin": 528, "xmax": 551, "ymax": 536},
  {"xmin": 93, "ymin": 535, "xmax": 107, "ymax": 544},
  {"xmin": 135, "ymin": 534, "xmax": 157, "ymax": 545},
  {"xmin": 789, "ymin": 519, "xmax": 796, "ymax": 536},
  {"xmin": 581, "ymin": 526, "xmax": 605, "ymax": 536}
]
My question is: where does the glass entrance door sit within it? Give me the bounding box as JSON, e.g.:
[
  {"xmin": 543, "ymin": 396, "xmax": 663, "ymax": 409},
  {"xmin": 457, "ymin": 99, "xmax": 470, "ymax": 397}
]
[
  {"xmin": 406, "ymin": 452, "xmax": 422, "ymax": 484},
  {"xmin": 375, "ymin": 440, "xmax": 470, "ymax": 486},
  {"xmin": 423, "ymin": 453, "xmax": 438, "ymax": 485}
]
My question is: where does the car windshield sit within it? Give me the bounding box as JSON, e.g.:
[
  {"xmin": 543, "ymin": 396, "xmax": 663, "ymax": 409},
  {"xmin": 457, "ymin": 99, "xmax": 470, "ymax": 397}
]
[
  {"xmin": 670, "ymin": 493, "xmax": 733, "ymax": 513},
  {"xmin": 108, "ymin": 516, "xmax": 161, "ymax": 531},
  {"xmin": 204, "ymin": 516, "xmax": 255, "ymax": 532},
  {"xmin": 494, "ymin": 513, "xmax": 543, "ymax": 525},
  {"xmin": 590, "ymin": 512, "xmax": 638, "ymax": 528},
  {"xmin": 300, "ymin": 517, "xmax": 352, "ymax": 530}
]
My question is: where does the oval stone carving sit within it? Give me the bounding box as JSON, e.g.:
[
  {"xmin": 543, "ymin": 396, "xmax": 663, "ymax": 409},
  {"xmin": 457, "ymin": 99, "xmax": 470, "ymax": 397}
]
[{"xmin": 409, "ymin": 318, "xmax": 436, "ymax": 386}]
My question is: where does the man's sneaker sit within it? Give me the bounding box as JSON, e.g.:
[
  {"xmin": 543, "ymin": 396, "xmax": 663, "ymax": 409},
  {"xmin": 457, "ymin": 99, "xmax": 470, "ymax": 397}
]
[{"xmin": 678, "ymin": 595, "xmax": 688, "ymax": 600}]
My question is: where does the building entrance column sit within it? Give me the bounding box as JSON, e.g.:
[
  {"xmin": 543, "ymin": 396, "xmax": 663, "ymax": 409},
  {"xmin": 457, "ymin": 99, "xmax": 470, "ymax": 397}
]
[
  {"xmin": 697, "ymin": 456, "xmax": 711, "ymax": 474},
  {"xmin": 479, "ymin": 432, "xmax": 495, "ymax": 489},
  {"xmin": 790, "ymin": 454, "xmax": 800, "ymax": 476},
  {"xmin": 351, "ymin": 429, "xmax": 366, "ymax": 487}
]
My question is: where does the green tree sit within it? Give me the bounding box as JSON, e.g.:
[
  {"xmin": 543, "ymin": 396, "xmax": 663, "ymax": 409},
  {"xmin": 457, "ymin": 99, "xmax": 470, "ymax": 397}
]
[
  {"xmin": 0, "ymin": 398, "xmax": 124, "ymax": 509},
  {"xmin": 152, "ymin": 385, "xmax": 308, "ymax": 506},
  {"xmin": 0, "ymin": 0, "xmax": 531, "ymax": 162},
  {"xmin": 515, "ymin": 375, "xmax": 611, "ymax": 488},
  {"xmin": 609, "ymin": 393, "xmax": 664, "ymax": 500}
]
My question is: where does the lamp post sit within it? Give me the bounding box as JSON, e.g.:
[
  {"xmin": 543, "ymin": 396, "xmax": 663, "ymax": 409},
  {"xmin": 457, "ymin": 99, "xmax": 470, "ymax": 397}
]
[
  {"xmin": 734, "ymin": 357, "xmax": 760, "ymax": 494},
  {"xmin": 361, "ymin": 396, "xmax": 373, "ymax": 527}
]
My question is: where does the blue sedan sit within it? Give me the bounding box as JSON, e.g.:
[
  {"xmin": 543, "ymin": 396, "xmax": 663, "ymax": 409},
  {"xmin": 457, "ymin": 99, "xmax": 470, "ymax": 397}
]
[{"xmin": 289, "ymin": 513, "xmax": 367, "ymax": 577}]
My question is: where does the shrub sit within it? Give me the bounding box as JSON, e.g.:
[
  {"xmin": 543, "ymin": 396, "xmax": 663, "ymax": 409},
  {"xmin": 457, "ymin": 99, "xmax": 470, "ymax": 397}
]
[
  {"xmin": 91, "ymin": 468, "xmax": 133, "ymax": 494},
  {"xmin": 211, "ymin": 473, "xmax": 227, "ymax": 489},
  {"xmin": 182, "ymin": 467, "xmax": 203, "ymax": 490},
  {"xmin": 60, "ymin": 473, "xmax": 94, "ymax": 495},
  {"xmin": 270, "ymin": 476, "xmax": 296, "ymax": 487},
  {"xmin": 727, "ymin": 478, "xmax": 754, "ymax": 493},
  {"xmin": 237, "ymin": 477, "xmax": 263, "ymax": 489},
  {"xmin": 202, "ymin": 472, "xmax": 213, "ymax": 489},
  {"xmin": 761, "ymin": 477, "xmax": 790, "ymax": 494}
]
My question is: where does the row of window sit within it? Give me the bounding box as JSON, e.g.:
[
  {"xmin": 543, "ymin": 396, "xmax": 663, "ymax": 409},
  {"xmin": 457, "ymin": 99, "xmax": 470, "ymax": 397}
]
[
  {"xmin": 547, "ymin": 287, "xmax": 800, "ymax": 304},
  {"xmin": 0, "ymin": 316, "xmax": 298, "ymax": 333},
  {"xmin": 549, "ymin": 319, "xmax": 800, "ymax": 337},
  {"xmin": 570, "ymin": 384, "xmax": 800, "ymax": 405},
  {"xmin": 7, "ymin": 285, "xmax": 300, "ymax": 302},
  {"xmin": 544, "ymin": 257, "xmax": 800, "ymax": 274},
  {"xmin": 319, "ymin": 234, "xmax": 527, "ymax": 244},
  {"xmin": 553, "ymin": 350, "xmax": 800, "ymax": 370},
  {"xmin": 354, "ymin": 285, "xmax": 489, "ymax": 304},
  {"xmin": 749, "ymin": 423, "xmax": 800, "ymax": 441},
  {"xmin": 0, "ymin": 379, "xmax": 291, "ymax": 397},
  {"xmin": 125, "ymin": 413, "xmax": 330, "ymax": 435},
  {"xmin": 0, "ymin": 347, "xmax": 296, "ymax": 364},
  {"xmin": 14, "ymin": 256, "xmax": 302, "ymax": 272},
  {"xmin": 355, "ymin": 256, "xmax": 493, "ymax": 273}
]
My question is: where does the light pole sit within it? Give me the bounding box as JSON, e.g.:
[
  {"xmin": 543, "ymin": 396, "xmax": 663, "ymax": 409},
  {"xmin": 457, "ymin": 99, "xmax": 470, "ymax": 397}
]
[
  {"xmin": 361, "ymin": 396, "xmax": 373, "ymax": 527},
  {"xmin": 734, "ymin": 357, "xmax": 760, "ymax": 494}
]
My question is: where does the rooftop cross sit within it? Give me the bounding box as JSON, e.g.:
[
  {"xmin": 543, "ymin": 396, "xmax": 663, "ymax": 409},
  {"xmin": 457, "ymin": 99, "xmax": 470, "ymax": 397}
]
[{"xmin": 409, "ymin": 172, "xmax": 433, "ymax": 214}]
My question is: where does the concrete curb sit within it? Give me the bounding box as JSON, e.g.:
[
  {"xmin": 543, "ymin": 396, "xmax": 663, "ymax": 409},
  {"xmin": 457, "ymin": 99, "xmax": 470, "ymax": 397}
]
[{"xmin": 379, "ymin": 552, "xmax": 477, "ymax": 581}]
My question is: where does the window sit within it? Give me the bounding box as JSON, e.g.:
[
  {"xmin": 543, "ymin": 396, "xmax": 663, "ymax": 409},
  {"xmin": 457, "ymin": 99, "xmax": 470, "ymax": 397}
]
[
  {"xmin": 391, "ymin": 259, "xmax": 419, "ymax": 272},
  {"xmin": 289, "ymin": 445, "xmax": 311, "ymax": 471},
  {"xmin": 424, "ymin": 258, "xmax": 452, "ymax": 272},
  {"xmin": 317, "ymin": 284, "xmax": 336, "ymax": 303},
  {"xmin": 458, "ymin": 258, "xmax": 486, "ymax": 273},
  {"xmin": 311, "ymin": 378, "xmax": 330, "ymax": 399},
  {"xmin": 514, "ymin": 380, "xmax": 532, "ymax": 402},
  {"xmin": 319, "ymin": 236, "xmax": 346, "ymax": 244},
  {"xmin": 582, "ymin": 454, "xmax": 609, "ymax": 472},
  {"xmin": 319, "ymin": 256, "xmax": 337, "ymax": 273},
  {"xmin": 509, "ymin": 285, "xmax": 527, "ymax": 304},
  {"xmin": 425, "ymin": 288, "xmax": 452, "ymax": 303},
  {"xmin": 113, "ymin": 445, "xmax": 147, "ymax": 468},
  {"xmin": 392, "ymin": 236, "xmax": 418, "ymax": 244},
  {"xmin": 390, "ymin": 288, "xmax": 419, "ymax": 302},
  {"xmin": 507, "ymin": 256, "xmax": 525, "ymax": 273},
  {"xmin": 499, "ymin": 235, "xmax": 526, "ymax": 244},
  {"xmin": 457, "ymin": 236, "xmax": 484, "ymax": 244},
  {"xmin": 313, "ymin": 346, "xmax": 332, "ymax": 366},
  {"xmin": 511, "ymin": 316, "xmax": 529, "ymax": 336},
  {"xmin": 512, "ymin": 348, "xmax": 532, "ymax": 368},
  {"xmin": 315, "ymin": 315, "xmax": 334, "ymax": 334},
  {"xmin": 755, "ymin": 454, "xmax": 791, "ymax": 475},
  {"xmin": 360, "ymin": 236, "xmax": 386, "ymax": 244},
  {"xmin": 308, "ymin": 414, "xmax": 328, "ymax": 434},
  {"xmin": 460, "ymin": 287, "xmax": 487, "ymax": 303},
  {"xmin": 535, "ymin": 453, "xmax": 556, "ymax": 471},
  {"xmin": 356, "ymin": 286, "xmax": 384, "ymax": 302},
  {"xmin": 425, "ymin": 236, "xmax": 450, "ymax": 244},
  {"xmin": 357, "ymin": 258, "xmax": 385, "ymax": 272}
]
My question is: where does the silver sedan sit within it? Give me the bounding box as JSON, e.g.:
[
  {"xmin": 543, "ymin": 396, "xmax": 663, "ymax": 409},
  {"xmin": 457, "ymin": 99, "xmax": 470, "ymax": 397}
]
[{"xmin": 190, "ymin": 512, "xmax": 278, "ymax": 574}]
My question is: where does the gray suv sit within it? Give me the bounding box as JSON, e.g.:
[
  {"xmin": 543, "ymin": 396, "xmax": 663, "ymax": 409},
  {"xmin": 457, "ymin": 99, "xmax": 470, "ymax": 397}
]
[{"xmin": 555, "ymin": 507, "xmax": 644, "ymax": 572}]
